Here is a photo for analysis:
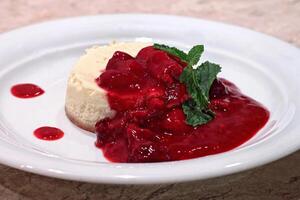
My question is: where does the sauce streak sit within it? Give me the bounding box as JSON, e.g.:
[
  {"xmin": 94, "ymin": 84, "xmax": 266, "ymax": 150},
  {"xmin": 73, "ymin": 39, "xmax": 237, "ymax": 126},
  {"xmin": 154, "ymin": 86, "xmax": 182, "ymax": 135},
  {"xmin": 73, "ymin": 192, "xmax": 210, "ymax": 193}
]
[{"xmin": 95, "ymin": 46, "xmax": 269, "ymax": 163}]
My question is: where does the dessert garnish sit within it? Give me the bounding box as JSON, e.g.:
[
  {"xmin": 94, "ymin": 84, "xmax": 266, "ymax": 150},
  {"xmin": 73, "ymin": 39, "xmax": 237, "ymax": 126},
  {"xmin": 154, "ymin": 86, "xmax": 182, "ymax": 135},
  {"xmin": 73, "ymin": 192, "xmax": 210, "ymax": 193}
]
[{"xmin": 154, "ymin": 44, "xmax": 221, "ymax": 126}]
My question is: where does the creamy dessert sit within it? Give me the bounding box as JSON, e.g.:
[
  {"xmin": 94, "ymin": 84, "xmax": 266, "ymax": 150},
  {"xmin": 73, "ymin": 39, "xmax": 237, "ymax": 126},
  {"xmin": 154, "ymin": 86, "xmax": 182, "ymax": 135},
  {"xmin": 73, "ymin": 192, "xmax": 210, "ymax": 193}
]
[
  {"xmin": 65, "ymin": 42, "xmax": 269, "ymax": 163},
  {"xmin": 65, "ymin": 42, "xmax": 150, "ymax": 132}
]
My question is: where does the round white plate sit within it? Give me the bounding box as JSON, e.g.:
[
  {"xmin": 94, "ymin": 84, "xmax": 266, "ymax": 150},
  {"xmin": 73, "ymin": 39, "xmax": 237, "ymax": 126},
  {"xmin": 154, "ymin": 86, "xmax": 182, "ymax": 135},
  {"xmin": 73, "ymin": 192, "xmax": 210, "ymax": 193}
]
[{"xmin": 0, "ymin": 14, "xmax": 299, "ymax": 184}]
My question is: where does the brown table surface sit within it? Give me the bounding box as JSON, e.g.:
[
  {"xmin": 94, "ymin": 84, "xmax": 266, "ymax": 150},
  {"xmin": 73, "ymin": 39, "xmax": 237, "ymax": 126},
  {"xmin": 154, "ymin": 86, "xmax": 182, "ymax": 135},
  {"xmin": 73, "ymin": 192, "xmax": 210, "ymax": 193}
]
[{"xmin": 0, "ymin": 0, "xmax": 300, "ymax": 199}]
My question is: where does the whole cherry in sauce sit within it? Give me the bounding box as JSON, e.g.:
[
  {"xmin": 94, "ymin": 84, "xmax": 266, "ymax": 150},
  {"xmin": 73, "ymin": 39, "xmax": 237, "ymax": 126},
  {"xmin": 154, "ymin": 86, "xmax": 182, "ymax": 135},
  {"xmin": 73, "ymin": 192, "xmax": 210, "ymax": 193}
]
[
  {"xmin": 95, "ymin": 46, "xmax": 269, "ymax": 163},
  {"xmin": 11, "ymin": 83, "xmax": 44, "ymax": 98}
]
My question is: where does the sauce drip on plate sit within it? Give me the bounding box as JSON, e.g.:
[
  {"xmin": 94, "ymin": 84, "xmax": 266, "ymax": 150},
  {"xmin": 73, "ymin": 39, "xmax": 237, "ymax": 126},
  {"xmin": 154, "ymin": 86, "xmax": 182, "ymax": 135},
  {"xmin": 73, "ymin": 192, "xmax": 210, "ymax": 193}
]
[
  {"xmin": 34, "ymin": 126, "xmax": 64, "ymax": 141},
  {"xmin": 11, "ymin": 83, "xmax": 44, "ymax": 98}
]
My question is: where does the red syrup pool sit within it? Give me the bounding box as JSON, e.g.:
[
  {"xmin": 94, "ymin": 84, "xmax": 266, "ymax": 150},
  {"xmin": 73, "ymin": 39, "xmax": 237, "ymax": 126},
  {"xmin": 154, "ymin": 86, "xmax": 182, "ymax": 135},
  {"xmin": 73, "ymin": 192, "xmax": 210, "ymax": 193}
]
[
  {"xmin": 34, "ymin": 126, "xmax": 64, "ymax": 141},
  {"xmin": 95, "ymin": 46, "xmax": 270, "ymax": 163},
  {"xmin": 11, "ymin": 83, "xmax": 44, "ymax": 98}
]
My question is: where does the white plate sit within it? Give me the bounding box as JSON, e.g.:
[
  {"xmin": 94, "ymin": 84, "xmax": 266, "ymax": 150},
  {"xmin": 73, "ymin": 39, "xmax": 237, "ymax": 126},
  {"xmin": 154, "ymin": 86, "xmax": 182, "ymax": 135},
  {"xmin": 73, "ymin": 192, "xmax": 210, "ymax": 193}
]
[{"xmin": 0, "ymin": 14, "xmax": 299, "ymax": 184}]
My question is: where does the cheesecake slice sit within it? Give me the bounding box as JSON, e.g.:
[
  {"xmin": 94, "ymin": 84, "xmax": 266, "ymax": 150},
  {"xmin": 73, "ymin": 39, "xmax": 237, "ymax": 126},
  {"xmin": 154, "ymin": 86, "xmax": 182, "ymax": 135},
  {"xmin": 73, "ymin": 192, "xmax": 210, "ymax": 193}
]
[{"xmin": 65, "ymin": 42, "xmax": 150, "ymax": 132}]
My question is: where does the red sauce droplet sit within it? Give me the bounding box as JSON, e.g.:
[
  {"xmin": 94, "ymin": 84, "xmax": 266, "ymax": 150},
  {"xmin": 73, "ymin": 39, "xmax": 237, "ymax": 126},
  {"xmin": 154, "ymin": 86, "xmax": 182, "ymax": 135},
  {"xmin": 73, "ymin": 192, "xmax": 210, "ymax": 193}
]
[
  {"xmin": 95, "ymin": 46, "xmax": 270, "ymax": 163},
  {"xmin": 34, "ymin": 126, "xmax": 64, "ymax": 141},
  {"xmin": 11, "ymin": 83, "xmax": 44, "ymax": 98}
]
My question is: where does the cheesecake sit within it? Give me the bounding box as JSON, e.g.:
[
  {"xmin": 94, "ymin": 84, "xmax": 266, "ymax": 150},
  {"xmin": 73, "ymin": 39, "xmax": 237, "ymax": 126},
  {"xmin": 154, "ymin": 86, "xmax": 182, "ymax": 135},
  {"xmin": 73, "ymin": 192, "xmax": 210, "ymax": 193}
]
[{"xmin": 65, "ymin": 42, "xmax": 151, "ymax": 132}]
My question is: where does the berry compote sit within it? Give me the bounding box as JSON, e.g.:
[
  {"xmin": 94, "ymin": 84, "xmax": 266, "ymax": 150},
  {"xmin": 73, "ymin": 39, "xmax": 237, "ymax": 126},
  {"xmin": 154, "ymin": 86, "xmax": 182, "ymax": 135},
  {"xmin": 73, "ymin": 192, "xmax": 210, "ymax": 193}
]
[{"xmin": 95, "ymin": 46, "xmax": 269, "ymax": 163}]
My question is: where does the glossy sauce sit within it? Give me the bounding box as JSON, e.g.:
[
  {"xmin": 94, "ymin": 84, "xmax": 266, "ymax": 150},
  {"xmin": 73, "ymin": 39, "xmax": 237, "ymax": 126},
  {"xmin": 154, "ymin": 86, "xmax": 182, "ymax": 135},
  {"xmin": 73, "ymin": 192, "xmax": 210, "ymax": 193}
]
[
  {"xmin": 95, "ymin": 46, "xmax": 270, "ymax": 163},
  {"xmin": 11, "ymin": 83, "xmax": 44, "ymax": 98},
  {"xmin": 34, "ymin": 126, "xmax": 64, "ymax": 141}
]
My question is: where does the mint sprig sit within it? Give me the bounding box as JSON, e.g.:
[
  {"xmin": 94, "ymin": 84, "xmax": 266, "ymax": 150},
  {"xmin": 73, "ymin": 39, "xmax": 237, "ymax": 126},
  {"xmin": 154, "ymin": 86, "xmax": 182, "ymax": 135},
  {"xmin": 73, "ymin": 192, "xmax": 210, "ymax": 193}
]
[
  {"xmin": 153, "ymin": 44, "xmax": 188, "ymax": 62},
  {"xmin": 186, "ymin": 45, "xmax": 204, "ymax": 66},
  {"xmin": 154, "ymin": 43, "xmax": 221, "ymax": 126}
]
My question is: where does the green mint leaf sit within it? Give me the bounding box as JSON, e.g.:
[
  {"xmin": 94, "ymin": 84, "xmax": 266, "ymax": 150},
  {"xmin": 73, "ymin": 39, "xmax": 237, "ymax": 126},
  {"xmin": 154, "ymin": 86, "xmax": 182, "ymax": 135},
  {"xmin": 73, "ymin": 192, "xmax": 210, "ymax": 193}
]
[
  {"xmin": 195, "ymin": 61, "xmax": 221, "ymax": 98},
  {"xmin": 180, "ymin": 66, "xmax": 209, "ymax": 108},
  {"xmin": 180, "ymin": 60, "xmax": 221, "ymax": 126},
  {"xmin": 154, "ymin": 43, "xmax": 188, "ymax": 62},
  {"xmin": 155, "ymin": 43, "xmax": 222, "ymax": 127},
  {"xmin": 187, "ymin": 45, "xmax": 204, "ymax": 67},
  {"xmin": 182, "ymin": 100, "xmax": 214, "ymax": 126}
]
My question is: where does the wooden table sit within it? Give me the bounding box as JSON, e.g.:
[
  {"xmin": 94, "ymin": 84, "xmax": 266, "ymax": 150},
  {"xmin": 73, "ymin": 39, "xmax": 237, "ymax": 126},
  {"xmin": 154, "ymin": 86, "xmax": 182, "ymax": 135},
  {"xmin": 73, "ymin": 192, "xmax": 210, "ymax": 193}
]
[{"xmin": 0, "ymin": 0, "xmax": 299, "ymax": 199}]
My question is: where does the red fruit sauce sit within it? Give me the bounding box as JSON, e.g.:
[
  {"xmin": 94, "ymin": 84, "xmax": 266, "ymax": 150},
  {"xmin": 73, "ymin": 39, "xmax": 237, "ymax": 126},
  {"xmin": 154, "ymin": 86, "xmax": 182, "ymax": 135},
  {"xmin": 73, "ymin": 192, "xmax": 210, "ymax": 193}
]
[
  {"xmin": 11, "ymin": 83, "xmax": 44, "ymax": 98},
  {"xmin": 34, "ymin": 126, "xmax": 64, "ymax": 141},
  {"xmin": 95, "ymin": 46, "xmax": 269, "ymax": 163}
]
